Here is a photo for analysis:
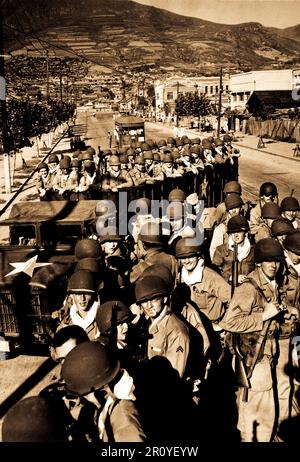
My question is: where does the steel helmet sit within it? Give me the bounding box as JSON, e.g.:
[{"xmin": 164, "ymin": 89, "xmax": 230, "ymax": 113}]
[
  {"xmin": 61, "ymin": 342, "xmax": 120, "ymax": 395},
  {"xmin": 67, "ymin": 270, "xmax": 96, "ymax": 294},
  {"xmin": 86, "ymin": 147, "xmax": 96, "ymax": 156},
  {"xmin": 143, "ymin": 150, "xmax": 154, "ymax": 160},
  {"xmin": 157, "ymin": 139, "xmax": 167, "ymax": 148},
  {"xmin": 280, "ymin": 196, "xmax": 300, "ymax": 212},
  {"xmin": 96, "ymin": 300, "xmax": 133, "ymax": 334},
  {"xmin": 37, "ymin": 162, "xmax": 48, "ymax": 171},
  {"xmin": 254, "ymin": 237, "xmax": 285, "ymax": 263},
  {"xmin": 135, "ymin": 156, "xmax": 145, "ymax": 165},
  {"xmin": 227, "ymin": 215, "xmax": 250, "ymax": 234},
  {"xmin": 135, "ymin": 275, "xmax": 170, "ymax": 303},
  {"xmin": 76, "ymin": 257, "xmax": 101, "ymax": 273},
  {"xmin": 223, "ymin": 134, "xmax": 232, "ymax": 143},
  {"xmin": 271, "ymin": 218, "xmax": 295, "ymax": 237},
  {"xmin": 283, "ymin": 231, "xmax": 300, "ymax": 255},
  {"xmin": 71, "ymin": 158, "xmax": 80, "ymax": 168},
  {"xmin": 141, "ymin": 264, "xmax": 174, "ymax": 288},
  {"xmin": 59, "ymin": 156, "xmax": 71, "ymax": 169},
  {"xmin": 2, "ymin": 396, "xmax": 68, "ymax": 442},
  {"xmin": 259, "ymin": 182, "xmax": 278, "ymax": 197},
  {"xmin": 202, "ymin": 139, "xmax": 212, "ymax": 150},
  {"xmin": 175, "ymin": 237, "xmax": 202, "ymax": 259},
  {"xmin": 261, "ymin": 203, "xmax": 281, "ymax": 219},
  {"xmin": 191, "ymin": 145, "xmax": 201, "ymax": 155},
  {"xmin": 168, "ymin": 188, "xmax": 186, "ymax": 203},
  {"xmin": 214, "ymin": 138, "xmax": 224, "ymax": 147},
  {"xmin": 109, "ymin": 155, "xmax": 120, "ymax": 166},
  {"xmin": 141, "ymin": 142, "xmax": 150, "ymax": 151},
  {"xmin": 135, "ymin": 197, "xmax": 151, "ymax": 214},
  {"xmin": 119, "ymin": 154, "xmax": 128, "ymax": 163},
  {"xmin": 224, "ymin": 193, "xmax": 244, "ymax": 211},
  {"xmin": 145, "ymin": 139, "xmax": 155, "ymax": 149},
  {"xmin": 75, "ymin": 239, "xmax": 102, "ymax": 260},
  {"xmin": 139, "ymin": 221, "xmax": 163, "ymax": 245},
  {"xmin": 223, "ymin": 181, "xmax": 242, "ymax": 195},
  {"xmin": 81, "ymin": 151, "xmax": 94, "ymax": 161},
  {"xmin": 48, "ymin": 154, "xmax": 59, "ymax": 164},
  {"xmin": 191, "ymin": 137, "xmax": 200, "ymax": 145}
]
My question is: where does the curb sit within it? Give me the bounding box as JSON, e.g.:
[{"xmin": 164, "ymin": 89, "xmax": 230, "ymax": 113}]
[{"xmin": 232, "ymin": 141, "xmax": 300, "ymax": 163}]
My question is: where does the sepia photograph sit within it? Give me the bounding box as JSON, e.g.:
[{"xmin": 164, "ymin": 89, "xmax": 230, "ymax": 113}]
[{"xmin": 0, "ymin": 0, "xmax": 299, "ymax": 449}]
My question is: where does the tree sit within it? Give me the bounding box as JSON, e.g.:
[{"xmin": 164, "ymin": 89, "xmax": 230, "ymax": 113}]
[{"xmin": 175, "ymin": 92, "xmax": 211, "ymax": 118}]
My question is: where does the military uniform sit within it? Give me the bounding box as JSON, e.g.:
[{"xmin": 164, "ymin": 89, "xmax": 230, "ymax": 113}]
[
  {"xmin": 220, "ymin": 266, "xmax": 282, "ymax": 442},
  {"xmin": 130, "ymin": 247, "xmax": 178, "ymax": 284},
  {"xmin": 101, "ymin": 169, "xmax": 133, "ymax": 190},
  {"xmin": 255, "ymin": 222, "xmax": 272, "ymax": 243},
  {"xmin": 147, "ymin": 306, "xmax": 190, "ymax": 378},
  {"xmin": 130, "ymin": 167, "xmax": 148, "ymax": 186},
  {"xmin": 213, "ymin": 239, "xmax": 255, "ymax": 283},
  {"xmin": 250, "ymin": 203, "xmax": 263, "ymax": 236}
]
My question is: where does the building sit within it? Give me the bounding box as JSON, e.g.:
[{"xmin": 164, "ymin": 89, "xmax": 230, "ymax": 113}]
[
  {"xmin": 154, "ymin": 75, "xmax": 230, "ymax": 119},
  {"xmin": 230, "ymin": 69, "xmax": 299, "ymax": 111}
]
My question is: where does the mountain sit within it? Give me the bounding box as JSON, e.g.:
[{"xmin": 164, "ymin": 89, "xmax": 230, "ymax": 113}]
[
  {"xmin": 273, "ymin": 24, "xmax": 300, "ymax": 42},
  {"xmin": 3, "ymin": 0, "xmax": 300, "ymax": 74}
]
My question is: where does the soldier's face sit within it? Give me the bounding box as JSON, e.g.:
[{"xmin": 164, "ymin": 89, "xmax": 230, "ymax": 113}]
[
  {"xmin": 141, "ymin": 296, "xmax": 165, "ymax": 319},
  {"xmin": 136, "ymin": 164, "xmax": 145, "ymax": 171},
  {"xmin": 169, "ymin": 217, "xmax": 183, "ymax": 231},
  {"xmin": 259, "ymin": 261, "xmax": 281, "ymax": 279},
  {"xmin": 165, "ymin": 162, "xmax": 173, "ymax": 168},
  {"xmin": 73, "ymin": 293, "xmax": 94, "ymax": 312},
  {"xmin": 282, "ymin": 210, "xmax": 296, "ymax": 221},
  {"xmin": 102, "ymin": 241, "xmax": 118, "ymax": 255},
  {"xmin": 231, "ymin": 231, "xmax": 246, "ymax": 244},
  {"xmin": 181, "ymin": 255, "xmax": 199, "ymax": 272},
  {"xmin": 145, "ymin": 159, "xmax": 153, "ymax": 166},
  {"xmin": 40, "ymin": 168, "xmax": 48, "ymax": 178},
  {"xmin": 262, "ymin": 195, "xmax": 275, "ymax": 204},
  {"xmin": 49, "ymin": 162, "xmax": 58, "ymax": 170},
  {"xmin": 228, "ymin": 207, "xmax": 241, "ymax": 218},
  {"xmin": 111, "ymin": 165, "xmax": 120, "ymax": 172}
]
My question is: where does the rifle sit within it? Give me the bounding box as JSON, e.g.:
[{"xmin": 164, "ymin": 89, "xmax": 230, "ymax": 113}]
[
  {"xmin": 109, "ymin": 302, "xmax": 120, "ymax": 354},
  {"xmin": 231, "ymin": 241, "xmax": 239, "ymax": 297}
]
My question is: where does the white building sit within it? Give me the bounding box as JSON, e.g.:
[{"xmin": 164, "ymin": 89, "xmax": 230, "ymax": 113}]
[
  {"xmin": 230, "ymin": 69, "xmax": 298, "ymax": 111},
  {"xmin": 154, "ymin": 76, "xmax": 230, "ymax": 119}
]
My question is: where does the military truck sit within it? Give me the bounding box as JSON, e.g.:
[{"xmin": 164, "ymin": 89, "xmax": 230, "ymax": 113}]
[{"xmin": 0, "ymin": 200, "xmax": 99, "ymax": 355}]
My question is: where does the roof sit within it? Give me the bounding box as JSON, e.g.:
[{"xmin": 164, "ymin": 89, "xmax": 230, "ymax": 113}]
[
  {"xmin": 246, "ymin": 90, "xmax": 300, "ymax": 110},
  {"xmin": 0, "ymin": 201, "xmax": 99, "ymax": 226},
  {"xmin": 115, "ymin": 116, "xmax": 144, "ymax": 127}
]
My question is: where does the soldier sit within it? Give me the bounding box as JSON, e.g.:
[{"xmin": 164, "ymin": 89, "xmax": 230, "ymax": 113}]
[
  {"xmin": 190, "ymin": 145, "xmax": 205, "ymax": 171},
  {"xmin": 36, "ymin": 162, "xmax": 52, "ymax": 201},
  {"xmin": 180, "ymin": 146, "xmax": 198, "ymax": 174},
  {"xmin": 161, "ymin": 152, "xmax": 181, "ymax": 178},
  {"xmin": 175, "ymin": 238, "xmax": 231, "ymax": 326},
  {"xmin": 47, "ymin": 153, "xmax": 60, "ymax": 190},
  {"xmin": 210, "ymin": 193, "xmax": 244, "ymax": 261},
  {"xmin": 77, "ymin": 160, "xmax": 100, "ymax": 198},
  {"xmin": 135, "ymin": 275, "xmax": 190, "ymax": 378},
  {"xmin": 50, "ymin": 325, "xmax": 89, "ymax": 365},
  {"xmin": 213, "ymin": 180, "xmax": 243, "ymax": 227},
  {"xmin": 280, "ymin": 196, "xmax": 300, "ymax": 230},
  {"xmin": 143, "ymin": 150, "xmax": 164, "ymax": 182},
  {"xmin": 255, "ymin": 203, "xmax": 281, "ymax": 243},
  {"xmin": 275, "ymin": 231, "xmax": 300, "ymax": 438},
  {"xmin": 101, "ymin": 155, "xmax": 133, "ymax": 191},
  {"xmin": 271, "ymin": 217, "xmax": 295, "ymax": 246},
  {"xmin": 220, "ymin": 238, "xmax": 286, "ymax": 442},
  {"xmin": 212, "ymin": 214, "xmax": 255, "ymax": 284},
  {"xmin": 250, "ymin": 182, "xmax": 278, "ymax": 236},
  {"xmin": 130, "ymin": 156, "xmax": 148, "ymax": 186},
  {"xmin": 53, "ymin": 270, "xmax": 100, "ymax": 341},
  {"xmin": 164, "ymin": 201, "xmax": 196, "ymax": 251},
  {"xmin": 202, "ymin": 138, "xmax": 215, "ymax": 167},
  {"xmin": 130, "ymin": 221, "xmax": 177, "ymax": 283},
  {"xmin": 168, "ymin": 188, "xmax": 186, "ymax": 203},
  {"xmin": 53, "ymin": 156, "xmax": 73, "ymax": 200},
  {"xmin": 61, "ymin": 341, "xmax": 146, "ymax": 442}
]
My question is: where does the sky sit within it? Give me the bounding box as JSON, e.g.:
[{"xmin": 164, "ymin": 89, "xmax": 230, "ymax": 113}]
[{"xmin": 135, "ymin": 0, "xmax": 300, "ymax": 28}]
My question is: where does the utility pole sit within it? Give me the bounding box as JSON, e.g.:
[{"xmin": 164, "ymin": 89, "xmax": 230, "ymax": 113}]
[
  {"xmin": 176, "ymin": 80, "xmax": 180, "ymax": 128},
  {"xmin": 59, "ymin": 61, "xmax": 63, "ymax": 102},
  {"xmin": 0, "ymin": 1, "xmax": 11, "ymax": 193},
  {"xmin": 217, "ymin": 67, "xmax": 223, "ymax": 137},
  {"xmin": 46, "ymin": 50, "xmax": 49, "ymax": 100}
]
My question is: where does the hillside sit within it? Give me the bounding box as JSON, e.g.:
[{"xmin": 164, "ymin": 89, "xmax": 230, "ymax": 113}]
[{"xmin": 3, "ymin": 0, "xmax": 300, "ymax": 74}]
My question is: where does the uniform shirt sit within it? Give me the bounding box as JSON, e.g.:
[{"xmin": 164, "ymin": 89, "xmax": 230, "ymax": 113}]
[
  {"xmin": 101, "ymin": 169, "xmax": 133, "ymax": 190},
  {"xmin": 219, "ymin": 267, "xmax": 280, "ymax": 357},
  {"xmin": 130, "ymin": 167, "xmax": 148, "ymax": 186},
  {"xmin": 255, "ymin": 222, "xmax": 272, "ymax": 243},
  {"xmin": 250, "ymin": 203, "xmax": 263, "ymax": 235},
  {"xmin": 209, "ymin": 221, "xmax": 228, "ymax": 261},
  {"xmin": 180, "ymin": 262, "xmax": 231, "ymax": 322},
  {"xmin": 148, "ymin": 306, "xmax": 190, "ymax": 378},
  {"xmin": 213, "ymin": 238, "xmax": 255, "ymax": 283},
  {"xmin": 130, "ymin": 247, "xmax": 178, "ymax": 283}
]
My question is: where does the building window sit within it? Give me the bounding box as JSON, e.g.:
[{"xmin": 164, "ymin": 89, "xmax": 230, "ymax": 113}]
[
  {"xmin": 156, "ymin": 93, "xmax": 160, "ymax": 99},
  {"xmin": 215, "ymin": 85, "xmax": 218, "ymax": 93},
  {"xmin": 205, "ymin": 86, "xmax": 208, "ymax": 93},
  {"xmin": 210, "ymin": 86, "xmax": 213, "ymax": 94},
  {"xmin": 232, "ymin": 93, "xmax": 237, "ymax": 102},
  {"xmin": 239, "ymin": 93, "xmax": 244, "ymax": 101},
  {"xmin": 167, "ymin": 92, "xmax": 173, "ymax": 100},
  {"xmin": 226, "ymin": 85, "xmax": 229, "ymax": 92}
]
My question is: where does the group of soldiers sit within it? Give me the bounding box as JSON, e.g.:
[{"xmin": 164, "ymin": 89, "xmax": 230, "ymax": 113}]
[
  {"xmin": 35, "ymin": 133, "xmax": 240, "ymax": 201},
  {"xmin": 3, "ymin": 132, "xmax": 300, "ymax": 444}
]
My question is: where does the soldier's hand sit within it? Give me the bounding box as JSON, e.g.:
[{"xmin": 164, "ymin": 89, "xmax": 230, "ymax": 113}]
[
  {"xmin": 238, "ymin": 274, "xmax": 247, "ymax": 284},
  {"xmin": 262, "ymin": 301, "xmax": 282, "ymax": 321}
]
